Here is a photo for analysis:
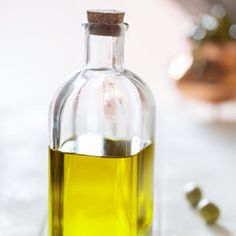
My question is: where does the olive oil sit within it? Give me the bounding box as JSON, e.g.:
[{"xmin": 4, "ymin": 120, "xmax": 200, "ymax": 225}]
[{"xmin": 49, "ymin": 140, "xmax": 154, "ymax": 236}]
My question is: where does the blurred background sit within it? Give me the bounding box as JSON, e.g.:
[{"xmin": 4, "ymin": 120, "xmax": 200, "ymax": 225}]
[{"xmin": 0, "ymin": 0, "xmax": 236, "ymax": 235}]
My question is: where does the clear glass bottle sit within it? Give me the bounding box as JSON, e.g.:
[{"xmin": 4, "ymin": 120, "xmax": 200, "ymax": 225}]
[{"xmin": 48, "ymin": 10, "xmax": 156, "ymax": 236}]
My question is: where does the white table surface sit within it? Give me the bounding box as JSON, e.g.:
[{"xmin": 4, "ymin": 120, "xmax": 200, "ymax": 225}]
[
  {"xmin": 0, "ymin": 0, "xmax": 235, "ymax": 235},
  {"xmin": 1, "ymin": 102, "xmax": 236, "ymax": 236},
  {"xmin": 158, "ymin": 102, "xmax": 236, "ymax": 236}
]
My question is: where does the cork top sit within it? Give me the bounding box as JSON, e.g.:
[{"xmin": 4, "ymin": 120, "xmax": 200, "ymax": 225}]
[
  {"xmin": 87, "ymin": 10, "xmax": 125, "ymax": 25},
  {"xmin": 86, "ymin": 10, "xmax": 126, "ymax": 36}
]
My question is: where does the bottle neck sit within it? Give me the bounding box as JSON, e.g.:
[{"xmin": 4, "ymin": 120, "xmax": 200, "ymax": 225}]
[{"xmin": 84, "ymin": 29, "xmax": 125, "ymax": 70}]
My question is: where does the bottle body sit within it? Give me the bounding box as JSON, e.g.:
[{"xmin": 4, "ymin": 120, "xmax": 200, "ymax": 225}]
[
  {"xmin": 49, "ymin": 140, "xmax": 154, "ymax": 236},
  {"xmin": 49, "ymin": 15, "xmax": 156, "ymax": 236}
]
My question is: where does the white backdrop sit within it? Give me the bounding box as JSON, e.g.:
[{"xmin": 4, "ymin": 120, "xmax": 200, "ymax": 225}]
[{"xmin": 0, "ymin": 0, "xmax": 189, "ymax": 111}]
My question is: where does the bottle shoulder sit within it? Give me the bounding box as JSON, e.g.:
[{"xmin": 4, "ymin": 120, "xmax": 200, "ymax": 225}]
[
  {"xmin": 49, "ymin": 68, "xmax": 156, "ymax": 116},
  {"xmin": 122, "ymin": 69, "xmax": 156, "ymax": 108},
  {"xmin": 49, "ymin": 71, "xmax": 84, "ymax": 115}
]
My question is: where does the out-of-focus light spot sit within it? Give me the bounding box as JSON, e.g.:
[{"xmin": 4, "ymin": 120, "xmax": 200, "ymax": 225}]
[
  {"xmin": 168, "ymin": 53, "xmax": 193, "ymax": 80},
  {"xmin": 211, "ymin": 4, "xmax": 226, "ymax": 19},
  {"xmin": 191, "ymin": 25, "xmax": 207, "ymax": 41},
  {"xmin": 201, "ymin": 15, "xmax": 218, "ymax": 31},
  {"xmin": 229, "ymin": 25, "xmax": 236, "ymax": 39}
]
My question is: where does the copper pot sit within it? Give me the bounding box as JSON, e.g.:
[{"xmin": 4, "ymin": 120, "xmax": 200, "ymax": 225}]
[{"xmin": 175, "ymin": 41, "xmax": 236, "ymax": 103}]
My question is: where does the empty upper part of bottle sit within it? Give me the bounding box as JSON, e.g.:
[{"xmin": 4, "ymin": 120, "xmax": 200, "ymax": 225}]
[{"xmin": 49, "ymin": 10, "xmax": 156, "ymax": 156}]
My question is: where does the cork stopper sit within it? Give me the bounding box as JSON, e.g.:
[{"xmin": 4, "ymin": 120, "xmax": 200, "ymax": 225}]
[
  {"xmin": 86, "ymin": 10, "xmax": 125, "ymax": 36},
  {"xmin": 87, "ymin": 10, "xmax": 125, "ymax": 24}
]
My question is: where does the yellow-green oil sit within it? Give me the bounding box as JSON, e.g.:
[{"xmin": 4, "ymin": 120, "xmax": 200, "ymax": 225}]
[{"xmin": 49, "ymin": 142, "xmax": 154, "ymax": 236}]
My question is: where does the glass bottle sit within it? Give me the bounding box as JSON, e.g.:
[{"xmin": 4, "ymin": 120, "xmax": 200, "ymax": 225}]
[{"xmin": 48, "ymin": 10, "xmax": 156, "ymax": 236}]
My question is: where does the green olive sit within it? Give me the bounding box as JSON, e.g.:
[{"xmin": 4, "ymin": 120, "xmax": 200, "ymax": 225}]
[
  {"xmin": 184, "ymin": 183, "xmax": 202, "ymax": 206},
  {"xmin": 198, "ymin": 199, "xmax": 220, "ymax": 224}
]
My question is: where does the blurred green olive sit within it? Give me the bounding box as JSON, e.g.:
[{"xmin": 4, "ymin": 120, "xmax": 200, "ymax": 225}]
[
  {"xmin": 184, "ymin": 183, "xmax": 202, "ymax": 207},
  {"xmin": 198, "ymin": 199, "xmax": 220, "ymax": 224}
]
